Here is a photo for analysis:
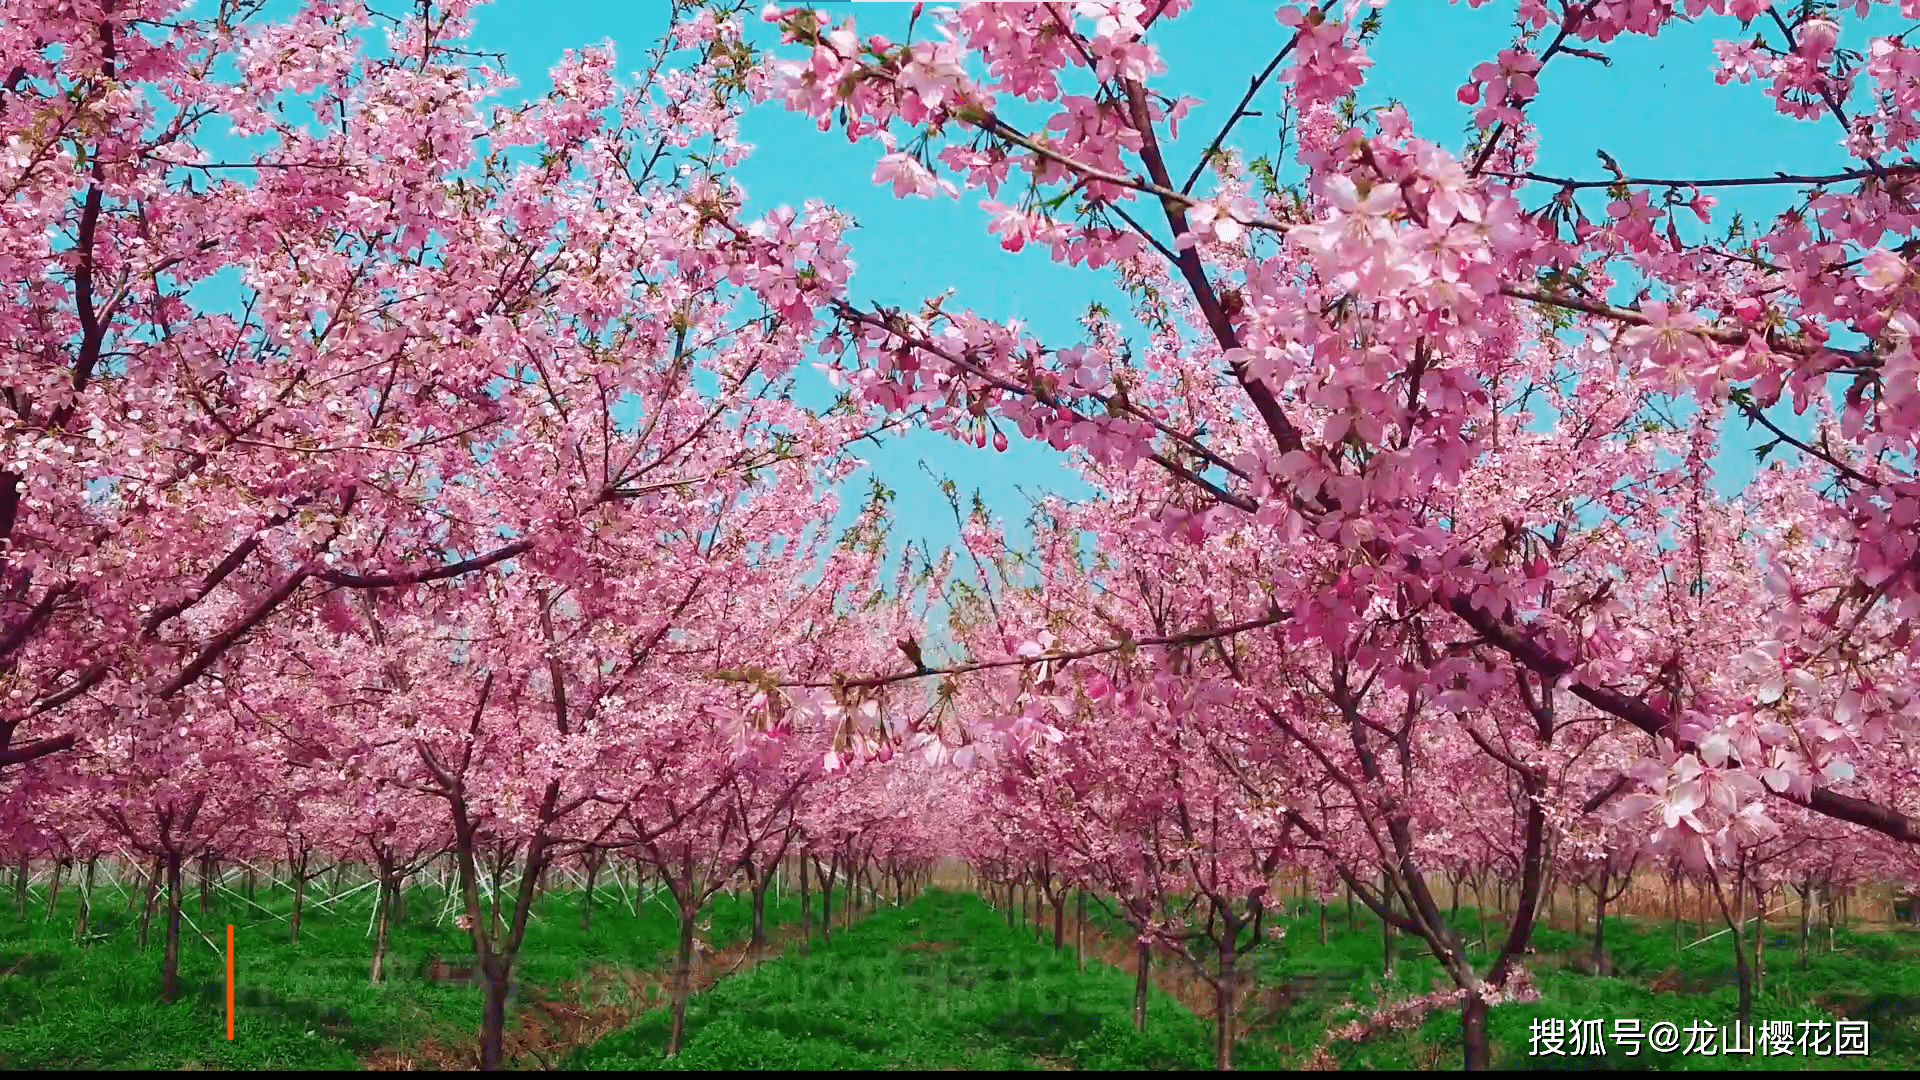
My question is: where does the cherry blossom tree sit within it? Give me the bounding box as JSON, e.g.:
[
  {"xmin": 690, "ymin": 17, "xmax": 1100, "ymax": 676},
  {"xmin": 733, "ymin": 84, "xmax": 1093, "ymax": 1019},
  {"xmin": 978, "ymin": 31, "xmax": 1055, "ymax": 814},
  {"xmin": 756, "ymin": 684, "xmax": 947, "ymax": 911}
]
[
  {"xmin": 761, "ymin": 0, "xmax": 1920, "ymax": 856},
  {"xmin": 0, "ymin": 0, "xmax": 864, "ymax": 797},
  {"xmin": 1, "ymin": 1, "xmax": 916, "ymax": 1069},
  {"xmin": 755, "ymin": 1, "xmax": 1920, "ymax": 1066}
]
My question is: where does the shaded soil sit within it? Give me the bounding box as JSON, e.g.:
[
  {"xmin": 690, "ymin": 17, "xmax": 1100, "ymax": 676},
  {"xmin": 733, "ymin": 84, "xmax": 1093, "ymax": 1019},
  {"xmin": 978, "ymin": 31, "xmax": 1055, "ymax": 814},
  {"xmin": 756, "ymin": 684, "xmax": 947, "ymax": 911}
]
[
  {"xmin": 1642, "ymin": 966, "xmax": 1720, "ymax": 995},
  {"xmin": 360, "ymin": 915, "xmax": 850, "ymax": 1070},
  {"xmin": 1045, "ymin": 917, "xmax": 1227, "ymax": 1020}
]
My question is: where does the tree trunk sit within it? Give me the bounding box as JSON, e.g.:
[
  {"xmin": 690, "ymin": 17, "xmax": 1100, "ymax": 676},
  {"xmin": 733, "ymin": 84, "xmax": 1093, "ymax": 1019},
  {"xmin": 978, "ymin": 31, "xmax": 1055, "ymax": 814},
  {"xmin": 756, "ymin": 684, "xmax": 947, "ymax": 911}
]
[
  {"xmin": 798, "ymin": 857, "xmax": 811, "ymax": 956},
  {"xmin": 370, "ymin": 875, "xmax": 393, "ymax": 983},
  {"xmin": 817, "ymin": 858, "xmax": 834, "ymax": 944},
  {"xmin": 1132, "ymin": 937, "xmax": 1151, "ymax": 1033},
  {"xmin": 43, "ymin": 859, "xmax": 65, "ymax": 920},
  {"xmin": 1319, "ymin": 899, "xmax": 1328, "ymax": 946},
  {"xmin": 1729, "ymin": 882, "xmax": 1753, "ymax": 1027},
  {"xmin": 1051, "ymin": 891, "xmax": 1065, "ymax": 952},
  {"xmin": 1670, "ymin": 873, "xmax": 1682, "ymax": 953},
  {"xmin": 666, "ymin": 903, "xmax": 698, "ymax": 1057},
  {"xmin": 74, "ymin": 856, "xmax": 96, "ymax": 943},
  {"xmin": 290, "ymin": 872, "xmax": 307, "ymax": 946},
  {"xmin": 160, "ymin": 851, "xmax": 185, "ymax": 1003},
  {"xmin": 1076, "ymin": 889, "xmax": 1087, "ymax": 971},
  {"xmin": 1214, "ymin": 918, "xmax": 1238, "ymax": 1071},
  {"xmin": 479, "ymin": 957, "xmax": 510, "ymax": 1071},
  {"xmin": 749, "ymin": 874, "xmax": 769, "ymax": 958},
  {"xmin": 1591, "ymin": 896, "xmax": 1609, "ymax": 974},
  {"xmin": 197, "ymin": 854, "xmax": 212, "ymax": 916},
  {"xmin": 137, "ymin": 855, "xmax": 161, "ymax": 950},
  {"xmin": 1798, "ymin": 883, "xmax": 1811, "ymax": 969},
  {"xmin": 1461, "ymin": 993, "xmax": 1491, "ymax": 1071},
  {"xmin": 11, "ymin": 858, "xmax": 25, "ymax": 920},
  {"xmin": 1473, "ymin": 877, "xmax": 1487, "ymax": 953},
  {"xmin": 580, "ymin": 853, "xmax": 601, "ymax": 934},
  {"xmin": 1382, "ymin": 907, "xmax": 1395, "ymax": 977},
  {"xmin": 488, "ymin": 857, "xmax": 505, "ymax": 942},
  {"xmin": 1731, "ymin": 922, "xmax": 1752, "ymax": 1025}
]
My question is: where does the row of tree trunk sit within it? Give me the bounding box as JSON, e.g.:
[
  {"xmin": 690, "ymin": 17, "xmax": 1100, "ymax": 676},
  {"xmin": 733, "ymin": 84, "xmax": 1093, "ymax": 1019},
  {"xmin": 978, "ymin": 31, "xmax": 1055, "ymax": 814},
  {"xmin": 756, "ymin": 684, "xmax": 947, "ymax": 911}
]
[
  {"xmin": 967, "ymin": 863, "xmax": 1870, "ymax": 1073},
  {"xmin": 7, "ymin": 842, "xmax": 930, "ymax": 1069},
  {"xmin": 5, "ymin": 849, "xmax": 1870, "ymax": 1070}
]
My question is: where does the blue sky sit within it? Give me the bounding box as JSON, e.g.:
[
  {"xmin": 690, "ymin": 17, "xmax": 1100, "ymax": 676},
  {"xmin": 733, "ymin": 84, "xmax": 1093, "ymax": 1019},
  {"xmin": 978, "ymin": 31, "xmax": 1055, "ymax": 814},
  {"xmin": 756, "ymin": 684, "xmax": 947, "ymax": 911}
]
[{"xmin": 464, "ymin": 0, "xmax": 1868, "ymax": 559}]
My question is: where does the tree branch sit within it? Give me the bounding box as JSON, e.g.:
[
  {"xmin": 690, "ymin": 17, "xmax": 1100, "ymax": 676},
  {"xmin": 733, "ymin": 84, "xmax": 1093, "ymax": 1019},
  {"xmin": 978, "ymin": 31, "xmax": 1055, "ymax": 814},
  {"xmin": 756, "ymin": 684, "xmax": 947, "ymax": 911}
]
[
  {"xmin": 309, "ymin": 539, "xmax": 533, "ymax": 588},
  {"xmin": 776, "ymin": 609, "xmax": 1289, "ymax": 689},
  {"xmin": 1447, "ymin": 595, "xmax": 1920, "ymax": 844}
]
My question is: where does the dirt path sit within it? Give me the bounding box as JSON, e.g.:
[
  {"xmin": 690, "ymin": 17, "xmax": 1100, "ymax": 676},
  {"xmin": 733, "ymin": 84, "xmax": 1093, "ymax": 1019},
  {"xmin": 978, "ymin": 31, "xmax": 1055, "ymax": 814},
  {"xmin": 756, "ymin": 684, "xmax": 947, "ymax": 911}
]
[
  {"xmin": 989, "ymin": 905, "xmax": 1237, "ymax": 1022},
  {"xmin": 360, "ymin": 911, "xmax": 869, "ymax": 1070},
  {"xmin": 1057, "ymin": 911, "xmax": 1365, "ymax": 1060}
]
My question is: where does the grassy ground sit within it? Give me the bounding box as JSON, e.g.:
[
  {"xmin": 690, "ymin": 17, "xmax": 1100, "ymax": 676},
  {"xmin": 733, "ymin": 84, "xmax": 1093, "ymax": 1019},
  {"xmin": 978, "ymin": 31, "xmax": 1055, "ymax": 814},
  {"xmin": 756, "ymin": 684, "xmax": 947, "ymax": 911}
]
[
  {"xmin": 9, "ymin": 875, "xmax": 1918, "ymax": 1070},
  {"xmin": 566, "ymin": 888, "xmax": 1258, "ymax": 1070},
  {"xmin": 1078, "ymin": 896, "xmax": 1920, "ymax": 1070},
  {"xmin": 0, "ymin": 871, "xmax": 801, "ymax": 1070}
]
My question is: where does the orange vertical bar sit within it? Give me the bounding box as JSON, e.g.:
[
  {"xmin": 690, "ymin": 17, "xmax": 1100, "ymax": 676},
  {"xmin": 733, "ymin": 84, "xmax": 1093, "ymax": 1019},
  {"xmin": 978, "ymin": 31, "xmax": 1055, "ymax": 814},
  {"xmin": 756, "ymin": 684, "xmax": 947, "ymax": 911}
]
[{"xmin": 226, "ymin": 923, "xmax": 235, "ymax": 1041}]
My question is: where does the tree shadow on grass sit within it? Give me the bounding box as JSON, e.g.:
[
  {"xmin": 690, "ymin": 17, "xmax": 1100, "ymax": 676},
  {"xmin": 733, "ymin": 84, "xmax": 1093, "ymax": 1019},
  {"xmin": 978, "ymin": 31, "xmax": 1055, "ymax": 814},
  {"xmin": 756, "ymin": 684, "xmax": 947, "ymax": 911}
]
[
  {"xmin": 0, "ymin": 952, "xmax": 63, "ymax": 1025},
  {"xmin": 581, "ymin": 1003, "xmax": 674, "ymax": 1060},
  {"xmin": 190, "ymin": 979, "xmax": 380, "ymax": 1052},
  {"xmin": 974, "ymin": 1004, "xmax": 1105, "ymax": 1060},
  {"xmin": 746, "ymin": 1008, "xmax": 894, "ymax": 1054},
  {"xmin": 0, "ymin": 951, "xmax": 60, "ymax": 981},
  {"xmin": 1826, "ymin": 990, "xmax": 1920, "ymax": 1063}
]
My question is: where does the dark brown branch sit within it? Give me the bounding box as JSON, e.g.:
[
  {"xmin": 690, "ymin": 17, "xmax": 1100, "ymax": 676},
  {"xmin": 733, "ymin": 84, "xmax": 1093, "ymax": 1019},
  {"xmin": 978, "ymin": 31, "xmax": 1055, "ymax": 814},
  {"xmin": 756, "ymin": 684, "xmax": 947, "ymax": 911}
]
[
  {"xmin": 309, "ymin": 539, "xmax": 532, "ymax": 588},
  {"xmin": 1120, "ymin": 78, "xmax": 1307, "ymax": 457},
  {"xmin": 833, "ymin": 301, "xmax": 1252, "ymax": 483},
  {"xmin": 1734, "ymin": 396, "xmax": 1876, "ymax": 486},
  {"xmin": 0, "ymin": 583, "xmax": 75, "ymax": 659},
  {"xmin": 777, "ymin": 609, "xmax": 1289, "ymax": 689},
  {"xmin": 1448, "ymin": 595, "xmax": 1920, "ymax": 844},
  {"xmin": 1500, "ymin": 284, "xmax": 1874, "ymax": 366},
  {"xmin": 1489, "ymin": 165, "xmax": 1913, "ymax": 191},
  {"xmin": 1767, "ymin": 7, "xmax": 1886, "ymax": 181},
  {"xmin": 1177, "ymin": 3, "xmax": 1332, "ymax": 195},
  {"xmin": 1580, "ymin": 774, "xmax": 1630, "ymax": 815},
  {"xmin": 0, "ymin": 731, "xmax": 77, "ymax": 768},
  {"xmin": 971, "ymin": 112, "xmax": 1290, "ymax": 233},
  {"xmin": 156, "ymin": 570, "xmax": 310, "ymax": 697},
  {"xmin": 1468, "ymin": 3, "xmax": 1595, "ymax": 175}
]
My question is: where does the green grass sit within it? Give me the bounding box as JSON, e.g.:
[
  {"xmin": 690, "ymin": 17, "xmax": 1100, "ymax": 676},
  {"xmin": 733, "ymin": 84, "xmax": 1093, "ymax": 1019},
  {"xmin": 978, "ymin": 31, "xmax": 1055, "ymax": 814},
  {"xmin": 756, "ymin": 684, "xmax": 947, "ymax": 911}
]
[
  {"xmin": 0, "ymin": 873, "xmax": 803, "ymax": 1070},
  {"xmin": 1082, "ymin": 896, "xmax": 1920, "ymax": 1069},
  {"xmin": 567, "ymin": 888, "xmax": 1266, "ymax": 1070},
  {"xmin": 10, "ymin": 876, "xmax": 1920, "ymax": 1070}
]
